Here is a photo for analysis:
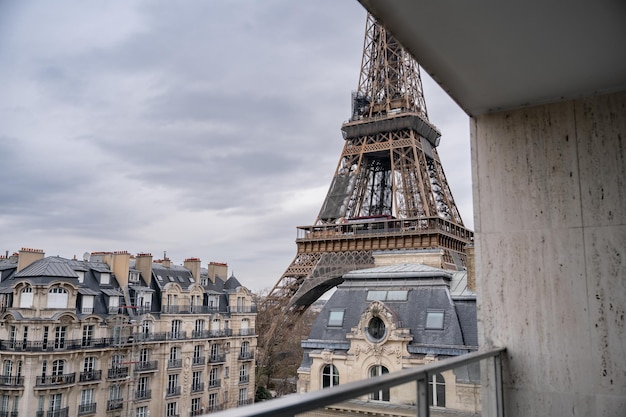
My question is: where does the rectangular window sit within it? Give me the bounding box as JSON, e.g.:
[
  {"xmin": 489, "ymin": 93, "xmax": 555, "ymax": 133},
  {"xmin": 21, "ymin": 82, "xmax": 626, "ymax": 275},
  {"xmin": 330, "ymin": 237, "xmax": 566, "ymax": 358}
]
[
  {"xmin": 22, "ymin": 326, "xmax": 28, "ymax": 349},
  {"xmin": 327, "ymin": 310, "xmax": 345, "ymax": 327},
  {"xmin": 208, "ymin": 393, "xmax": 217, "ymax": 410},
  {"xmin": 426, "ymin": 310, "xmax": 445, "ymax": 329},
  {"xmin": 238, "ymin": 387, "xmax": 248, "ymax": 404},
  {"xmin": 100, "ymin": 273, "xmax": 110, "ymax": 285},
  {"xmin": 136, "ymin": 406, "xmax": 147, "ymax": 417},
  {"xmin": 109, "ymin": 384, "xmax": 121, "ymax": 401},
  {"xmin": 54, "ymin": 326, "xmax": 66, "ymax": 349},
  {"xmin": 82, "ymin": 325, "xmax": 94, "ymax": 347},
  {"xmin": 191, "ymin": 397, "xmax": 201, "ymax": 413},
  {"xmin": 83, "ymin": 357, "xmax": 95, "ymax": 372},
  {"xmin": 166, "ymin": 402, "xmax": 177, "ymax": 417},
  {"xmin": 82, "ymin": 295, "xmax": 94, "ymax": 314},
  {"xmin": 80, "ymin": 389, "xmax": 94, "ymax": 405},
  {"xmin": 366, "ymin": 290, "xmax": 408, "ymax": 301},
  {"xmin": 366, "ymin": 290, "xmax": 387, "ymax": 301}
]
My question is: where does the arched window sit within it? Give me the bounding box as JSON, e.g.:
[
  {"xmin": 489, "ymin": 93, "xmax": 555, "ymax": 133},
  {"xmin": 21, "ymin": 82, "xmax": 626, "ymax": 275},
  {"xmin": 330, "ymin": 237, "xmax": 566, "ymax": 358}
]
[
  {"xmin": 47, "ymin": 287, "xmax": 68, "ymax": 308},
  {"xmin": 322, "ymin": 364, "xmax": 339, "ymax": 389},
  {"xmin": 240, "ymin": 341, "xmax": 250, "ymax": 359},
  {"xmin": 20, "ymin": 286, "xmax": 33, "ymax": 308},
  {"xmin": 369, "ymin": 365, "xmax": 389, "ymax": 401},
  {"xmin": 429, "ymin": 373, "xmax": 446, "ymax": 407}
]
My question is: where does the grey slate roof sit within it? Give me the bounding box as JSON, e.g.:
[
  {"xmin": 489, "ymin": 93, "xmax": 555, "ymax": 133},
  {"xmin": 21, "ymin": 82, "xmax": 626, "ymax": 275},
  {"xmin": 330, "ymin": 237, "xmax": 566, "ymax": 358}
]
[
  {"xmin": 304, "ymin": 263, "xmax": 478, "ymax": 360},
  {"xmin": 15, "ymin": 256, "xmax": 80, "ymax": 278}
]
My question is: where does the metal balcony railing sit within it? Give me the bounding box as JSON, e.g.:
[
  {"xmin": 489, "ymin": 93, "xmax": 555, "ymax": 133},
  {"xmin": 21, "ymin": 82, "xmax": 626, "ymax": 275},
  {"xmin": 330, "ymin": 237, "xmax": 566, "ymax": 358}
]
[
  {"xmin": 106, "ymin": 399, "xmax": 123, "ymax": 411},
  {"xmin": 77, "ymin": 403, "xmax": 96, "ymax": 415},
  {"xmin": 209, "ymin": 354, "xmax": 226, "ymax": 363},
  {"xmin": 0, "ymin": 375, "xmax": 24, "ymax": 387},
  {"xmin": 166, "ymin": 386, "xmax": 181, "ymax": 397},
  {"xmin": 202, "ymin": 348, "xmax": 506, "ymax": 417},
  {"xmin": 79, "ymin": 370, "xmax": 101, "ymax": 382},
  {"xmin": 37, "ymin": 407, "xmax": 68, "ymax": 417},
  {"xmin": 208, "ymin": 379, "xmax": 221, "ymax": 389},
  {"xmin": 168, "ymin": 358, "xmax": 182, "ymax": 369},
  {"xmin": 192, "ymin": 356, "xmax": 206, "ymax": 366},
  {"xmin": 191, "ymin": 382, "xmax": 204, "ymax": 393},
  {"xmin": 239, "ymin": 351, "xmax": 254, "ymax": 361},
  {"xmin": 135, "ymin": 361, "xmax": 158, "ymax": 373},
  {"xmin": 135, "ymin": 389, "xmax": 151, "ymax": 401},
  {"xmin": 35, "ymin": 373, "xmax": 75, "ymax": 387},
  {"xmin": 107, "ymin": 366, "xmax": 129, "ymax": 380}
]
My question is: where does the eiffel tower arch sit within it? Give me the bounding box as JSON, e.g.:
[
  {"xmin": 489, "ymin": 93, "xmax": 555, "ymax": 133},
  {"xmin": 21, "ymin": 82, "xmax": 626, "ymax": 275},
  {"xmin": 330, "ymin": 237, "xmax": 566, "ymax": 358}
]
[{"xmin": 269, "ymin": 14, "xmax": 473, "ymax": 312}]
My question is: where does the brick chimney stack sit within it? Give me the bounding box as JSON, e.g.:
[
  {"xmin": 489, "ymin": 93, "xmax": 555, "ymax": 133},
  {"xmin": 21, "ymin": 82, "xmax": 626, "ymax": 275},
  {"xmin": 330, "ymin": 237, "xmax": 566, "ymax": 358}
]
[
  {"xmin": 17, "ymin": 247, "xmax": 45, "ymax": 272},
  {"xmin": 208, "ymin": 262, "xmax": 228, "ymax": 285},
  {"xmin": 135, "ymin": 253, "xmax": 153, "ymax": 285},
  {"xmin": 184, "ymin": 257, "xmax": 201, "ymax": 283}
]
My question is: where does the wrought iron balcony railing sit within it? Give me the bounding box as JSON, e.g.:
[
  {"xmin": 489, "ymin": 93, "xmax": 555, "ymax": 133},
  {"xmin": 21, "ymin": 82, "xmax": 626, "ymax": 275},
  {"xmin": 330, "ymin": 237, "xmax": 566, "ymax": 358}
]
[
  {"xmin": 135, "ymin": 389, "xmax": 151, "ymax": 401},
  {"xmin": 0, "ymin": 375, "xmax": 24, "ymax": 387},
  {"xmin": 79, "ymin": 370, "xmax": 102, "ymax": 382},
  {"xmin": 192, "ymin": 356, "xmax": 206, "ymax": 366},
  {"xmin": 35, "ymin": 373, "xmax": 75, "ymax": 387},
  {"xmin": 77, "ymin": 403, "xmax": 96, "ymax": 415},
  {"xmin": 135, "ymin": 361, "xmax": 158, "ymax": 373}
]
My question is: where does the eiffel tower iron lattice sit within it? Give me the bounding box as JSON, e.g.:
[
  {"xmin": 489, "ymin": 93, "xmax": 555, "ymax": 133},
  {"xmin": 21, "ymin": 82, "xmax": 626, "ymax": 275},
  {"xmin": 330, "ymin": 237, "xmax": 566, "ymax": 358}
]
[{"xmin": 269, "ymin": 14, "xmax": 473, "ymax": 312}]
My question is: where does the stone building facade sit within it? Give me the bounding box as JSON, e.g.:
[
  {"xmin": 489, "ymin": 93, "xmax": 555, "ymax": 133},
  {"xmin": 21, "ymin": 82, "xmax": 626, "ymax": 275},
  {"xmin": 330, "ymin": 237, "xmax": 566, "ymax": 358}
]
[{"xmin": 0, "ymin": 248, "xmax": 256, "ymax": 417}]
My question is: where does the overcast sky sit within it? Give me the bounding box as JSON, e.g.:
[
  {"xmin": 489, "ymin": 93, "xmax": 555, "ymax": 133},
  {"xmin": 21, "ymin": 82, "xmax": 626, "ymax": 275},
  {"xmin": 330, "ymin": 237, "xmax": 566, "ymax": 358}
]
[{"xmin": 0, "ymin": 0, "xmax": 472, "ymax": 292}]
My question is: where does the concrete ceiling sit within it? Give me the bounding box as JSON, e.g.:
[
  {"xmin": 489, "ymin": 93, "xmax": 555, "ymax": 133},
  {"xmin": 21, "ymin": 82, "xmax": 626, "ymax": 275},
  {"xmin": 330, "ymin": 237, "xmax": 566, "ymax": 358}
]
[{"xmin": 358, "ymin": 0, "xmax": 626, "ymax": 116}]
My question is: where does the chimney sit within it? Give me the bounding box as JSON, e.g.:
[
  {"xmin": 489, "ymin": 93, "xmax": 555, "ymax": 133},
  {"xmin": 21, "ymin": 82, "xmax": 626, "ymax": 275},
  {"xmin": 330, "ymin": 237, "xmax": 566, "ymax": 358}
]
[
  {"xmin": 184, "ymin": 257, "xmax": 201, "ymax": 282},
  {"xmin": 17, "ymin": 248, "xmax": 45, "ymax": 272},
  {"xmin": 109, "ymin": 251, "xmax": 131, "ymax": 287},
  {"xmin": 208, "ymin": 262, "xmax": 228, "ymax": 284},
  {"xmin": 135, "ymin": 253, "xmax": 153, "ymax": 286},
  {"xmin": 465, "ymin": 243, "xmax": 476, "ymax": 292}
]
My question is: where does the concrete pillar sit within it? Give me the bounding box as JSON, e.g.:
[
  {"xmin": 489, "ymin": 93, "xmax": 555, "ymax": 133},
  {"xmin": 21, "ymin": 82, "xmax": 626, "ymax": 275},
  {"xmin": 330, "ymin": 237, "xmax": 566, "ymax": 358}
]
[{"xmin": 473, "ymin": 91, "xmax": 626, "ymax": 416}]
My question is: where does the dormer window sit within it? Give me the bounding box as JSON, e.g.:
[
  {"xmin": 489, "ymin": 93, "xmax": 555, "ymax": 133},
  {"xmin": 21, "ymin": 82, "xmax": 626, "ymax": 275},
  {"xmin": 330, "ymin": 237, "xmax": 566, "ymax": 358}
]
[
  {"xmin": 81, "ymin": 295, "xmax": 94, "ymax": 314},
  {"xmin": 129, "ymin": 272, "xmax": 140, "ymax": 283},
  {"xmin": 76, "ymin": 271, "xmax": 85, "ymax": 283},
  {"xmin": 208, "ymin": 295, "xmax": 219, "ymax": 310},
  {"xmin": 100, "ymin": 273, "xmax": 110, "ymax": 285},
  {"xmin": 108, "ymin": 296, "xmax": 120, "ymax": 314}
]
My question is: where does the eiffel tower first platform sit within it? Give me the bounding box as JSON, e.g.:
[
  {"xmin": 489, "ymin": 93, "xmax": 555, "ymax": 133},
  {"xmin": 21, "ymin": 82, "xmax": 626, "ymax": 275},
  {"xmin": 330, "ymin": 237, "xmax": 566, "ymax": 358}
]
[{"xmin": 268, "ymin": 14, "xmax": 473, "ymax": 312}]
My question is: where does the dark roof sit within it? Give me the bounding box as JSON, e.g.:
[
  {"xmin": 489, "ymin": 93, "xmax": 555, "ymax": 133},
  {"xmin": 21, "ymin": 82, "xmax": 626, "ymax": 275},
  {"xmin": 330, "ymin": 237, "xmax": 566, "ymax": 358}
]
[
  {"xmin": 224, "ymin": 274, "xmax": 242, "ymax": 290},
  {"xmin": 152, "ymin": 264, "xmax": 196, "ymax": 290},
  {"xmin": 304, "ymin": 263, "xmax": 477, "ymax": 356},
  {"xmin": 15, "ymin": 256, "xmax": 79, "ymax": 278}
]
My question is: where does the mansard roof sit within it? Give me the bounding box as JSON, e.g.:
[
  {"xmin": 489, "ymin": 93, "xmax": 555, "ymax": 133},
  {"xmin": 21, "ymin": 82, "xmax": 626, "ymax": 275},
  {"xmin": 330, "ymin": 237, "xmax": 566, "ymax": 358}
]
[
  {"xmin": 152, "ymin": 263, "xmax": 196, "ymax": 290},
  {"xmin": 14, "ymin": 256, "xmax": 80, "ymax": 278},
  {"xmin": 304, "ymin": 263, "xmax": 477, "ymax": 356}
]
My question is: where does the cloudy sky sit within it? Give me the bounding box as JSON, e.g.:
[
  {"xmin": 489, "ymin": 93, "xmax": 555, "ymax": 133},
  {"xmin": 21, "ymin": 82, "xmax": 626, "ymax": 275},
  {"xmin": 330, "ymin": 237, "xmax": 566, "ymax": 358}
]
[{"xmin": 0, "ymin": 0, "xmax": 472, "ymax": 292}]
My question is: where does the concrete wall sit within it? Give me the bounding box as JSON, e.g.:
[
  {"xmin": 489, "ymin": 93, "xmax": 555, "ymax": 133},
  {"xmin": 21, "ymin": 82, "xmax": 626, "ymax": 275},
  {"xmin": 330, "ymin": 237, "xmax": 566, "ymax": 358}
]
[{"xmin": 473, "ymin": 91, "xmax": 626, "ymax": 416}]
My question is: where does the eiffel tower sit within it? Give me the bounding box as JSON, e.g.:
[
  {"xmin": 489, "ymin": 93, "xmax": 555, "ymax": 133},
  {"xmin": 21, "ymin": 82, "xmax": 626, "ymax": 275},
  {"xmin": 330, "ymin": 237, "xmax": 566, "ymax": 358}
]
[{"xmin": 269, "ymin": 14, "xmax": 473, "ymax": 312}]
